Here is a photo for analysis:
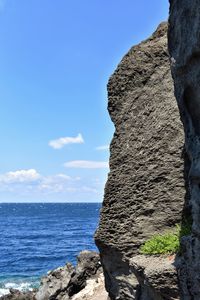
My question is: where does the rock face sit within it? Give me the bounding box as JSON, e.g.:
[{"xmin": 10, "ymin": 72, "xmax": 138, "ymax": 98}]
[
  {"xmin": 130, "ymin": 255, "xmax": 181, "ymax": 300},
  {"xmin": 95, "ymin": 22, "xmax": 185, "ymax": 299},
  {"xmin": 168, "ymin": 0, "xmax": 200, "ymax": 298}
]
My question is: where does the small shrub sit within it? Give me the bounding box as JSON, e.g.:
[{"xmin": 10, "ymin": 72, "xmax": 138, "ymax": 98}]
[
  {"xmin": 140, "ymin": 230, "xmax": 179, "ymax": 255},
  {"xmin": 140, "ymin": 222, "xmax": 192, "ymax": 255}
]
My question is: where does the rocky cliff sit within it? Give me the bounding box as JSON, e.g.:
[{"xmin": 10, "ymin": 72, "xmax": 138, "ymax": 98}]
[
  {"xmin": 95, "ymin": 22, "xmax": 186, "ymax": 299},
  {"xmin": 168, "ymin": 0, "xmax": 200, "ymax": 298}
]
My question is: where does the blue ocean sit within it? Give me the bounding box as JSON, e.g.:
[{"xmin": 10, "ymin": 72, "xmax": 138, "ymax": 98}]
[{"xmin": 0, "ymin": 203, "xmax": 101, "ymax": 296}]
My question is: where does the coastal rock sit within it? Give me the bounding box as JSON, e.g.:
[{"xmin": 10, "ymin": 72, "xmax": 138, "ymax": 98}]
[
  {"xmin": 66, "ymin": 250, "xmax": 102, "ymax": 297},
  {"xmin": 57, "ymin": 273, "xmax": 108, "ymax": 300},
  {"xmin": 35, "ymin": 263, "xmax": 74, "ymax": 300},
  {"xmin": 35, "ymin": 250, "xmax": 108, "ymax": 300},
  {"xmin": 130, "ymin": 255, "xmax": 180, "ymax": 300},
  {"xmin": 70, "ymin": 273, "xmax": 108, "ymax": 300},
  {"xmin": 168, "ymin": 0, "xmax": 200, "ymax": 297},
  {"xmin": 0, "ymin": 251, "xmax": 108, "ymax": 300},
  {"xmin": 95, "ymin": 22, "xmax": 185, "ymax": 299},
  {"xmin": 0, "ymin": 289, "xmax": 36, "ymax": 300}
]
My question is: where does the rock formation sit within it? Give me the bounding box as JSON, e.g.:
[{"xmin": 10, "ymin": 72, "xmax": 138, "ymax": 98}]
[
  {"xmin": 36, "ymin": 251, "xmax": 108, "ymax": 300},
  {"xmin": 0, "ymin": 251, "xmax": 108, "ymax": 300},
  {"xmin": 0, "ymin": 289, "xmax": 36, "ymax": 300},
  {"xmin": 95, "ymin": 22, "xmax": 186, "ymax": 299},
  {"xmin": 35, "ymin": 263, "xmax": 74, "ymax": 300},
  {"xmin": 168, "ymin": 0, "xmax": 200, "ymax": 298}
]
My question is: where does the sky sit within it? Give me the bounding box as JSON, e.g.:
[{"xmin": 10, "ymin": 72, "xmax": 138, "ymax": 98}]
[{"xmin": 0, "ymin": 0, "xmax": 169, "ymax": 202}]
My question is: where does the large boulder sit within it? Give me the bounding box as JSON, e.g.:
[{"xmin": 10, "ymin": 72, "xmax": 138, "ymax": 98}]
[{"xmin": 95, "ymin": 22, "xmax": 185, "ymax": 299}]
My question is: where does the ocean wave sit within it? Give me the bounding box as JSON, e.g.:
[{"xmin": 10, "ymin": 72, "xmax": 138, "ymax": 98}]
[
  {"xmin": 0, "ymin": 288, "xmax": 10, "ymax": 297},
  {"xmin": 0, "ymin": 279, "xmax": 40, "ymax": 296}
]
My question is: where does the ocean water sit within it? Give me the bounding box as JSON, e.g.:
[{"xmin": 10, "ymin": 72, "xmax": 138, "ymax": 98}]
[{"xmin": 0, "ymin": 203, "xmax": 101, "ymax": 296}]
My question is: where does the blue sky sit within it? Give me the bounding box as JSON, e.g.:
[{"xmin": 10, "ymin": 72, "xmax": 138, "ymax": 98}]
[{"xmin": 0, "ymin": 0, "xmax": 169, "ymax": 202}]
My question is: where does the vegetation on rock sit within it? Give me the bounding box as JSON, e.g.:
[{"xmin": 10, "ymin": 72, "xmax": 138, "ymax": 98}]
[{"xmin": 140, "ymin": 222, "xmax": 192, "ymax": 255}]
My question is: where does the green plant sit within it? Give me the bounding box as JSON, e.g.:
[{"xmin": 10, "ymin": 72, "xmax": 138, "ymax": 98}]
[{"xmin": 139, "ymin": 222, "xmax": 192, "ymax": 255}]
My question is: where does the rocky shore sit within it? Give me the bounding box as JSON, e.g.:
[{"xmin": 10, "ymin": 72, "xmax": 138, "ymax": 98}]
[{"xmin": 0, "ymin": 251, "xmax": 108, "ymax": 300}]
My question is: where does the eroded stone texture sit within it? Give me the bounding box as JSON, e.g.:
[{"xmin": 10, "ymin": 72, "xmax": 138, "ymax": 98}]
[
  {"xmin": 95, "ymin": 23, "xmax": 185, "ymax": 299},
  {"xmin": 169, "ymin": 0, "xmax": 200, "ymax": 298}
]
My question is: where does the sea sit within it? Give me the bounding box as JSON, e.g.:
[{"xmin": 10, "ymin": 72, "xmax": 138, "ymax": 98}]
[{"xmin": 0, "ymin": 202, "xmax": 101, "ymax": 296}]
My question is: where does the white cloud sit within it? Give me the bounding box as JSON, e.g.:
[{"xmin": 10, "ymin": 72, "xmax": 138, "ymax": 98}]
[
  {"xmin": 49, "ymin": 133, "xmax": 84, "ymax": 149},
  {"xmin": 64, "ymin": 160, "xmax": 109, "ymax": 169},
  {"xmin": 38, "ymin": 173, "xmax": 72, "ymax": 192},
  {"xmin": 95, "ymin": 145, "xmax": 109, "ymax": 151},
  {"xmin": 0, "ymin": 170, "xmax": 77, "ymax": 195},
  {"xmin": 43, "ymin": 174, "xmax": 71, "ymax": 182},
  {"xmin": 0, "ymin": 169, "xmax": 107, "ymax": 201},
  {"xmin": 81, "ymin": 186, "xmax": 98, "ymax": 193},
  {"xmin": 0, "ymin": 169, "xmax": 41, "ymax": 183}
]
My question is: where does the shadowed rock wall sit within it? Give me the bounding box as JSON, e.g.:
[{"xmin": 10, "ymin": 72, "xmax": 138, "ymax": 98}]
[
  {"xmin": 169, "ymin": 0, "xmax": 200, "ymax": 298},
  {"xmin": 95, "ymin": 23, "xmax": 185, "ymax": 299}
]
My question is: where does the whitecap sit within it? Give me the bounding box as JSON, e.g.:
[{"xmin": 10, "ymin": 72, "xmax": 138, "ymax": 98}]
[
  {"xmin": 0, "ymin": 288, "xmax": 10, "ymax": 296},
  {"xmin": 5, "ymin": 281, "xmax": 33, "ymax": 292}
]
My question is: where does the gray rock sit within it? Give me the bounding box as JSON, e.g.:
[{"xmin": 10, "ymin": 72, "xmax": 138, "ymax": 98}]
[
  {"xmin": 70, "ymin": 273, "xmax": 108, "ymax": 300},
  {"xmin": 168, "ymin": 0, "xmax": 200, "ymax": 298},
  {"xmin": 0, "ymin": 289, "xmax": 36, "ymax": 300},
  {"xmin": 130, "ymin": 255, "xmax": 180, "ymax": 300},
  {"xmin": 35, "ymin": 263, "xmax": 74, "ymax": 300},
  {"xmin": 66, "ymin": 250, "xmax": 102, "ymax": 297},
  {"xmin": 95, "ymin": 22, "xmax": 185, "ymax": 299},
  {"xmin": 35, "ymin": 251, "xmax": 103, "ymax": 300},
  {"xmin": 0, "ymin": 251, "xmax": 106, "ymax": 300}
]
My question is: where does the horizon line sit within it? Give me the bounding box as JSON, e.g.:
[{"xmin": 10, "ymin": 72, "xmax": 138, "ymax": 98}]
[{"xmin": 0, "ymin": 201, "xmax": 102, "ymax": 204}]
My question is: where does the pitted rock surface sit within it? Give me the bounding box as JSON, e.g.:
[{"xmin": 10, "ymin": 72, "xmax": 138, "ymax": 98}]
[{"xmin": 95, "ymin": 22, "xmax": 185, "ymax": 299}]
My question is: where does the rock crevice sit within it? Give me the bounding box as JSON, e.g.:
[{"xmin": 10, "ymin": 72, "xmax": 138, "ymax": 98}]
[{"xmin": 169, "ymin": 0, "xmax": 200, "ymax": 298}]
